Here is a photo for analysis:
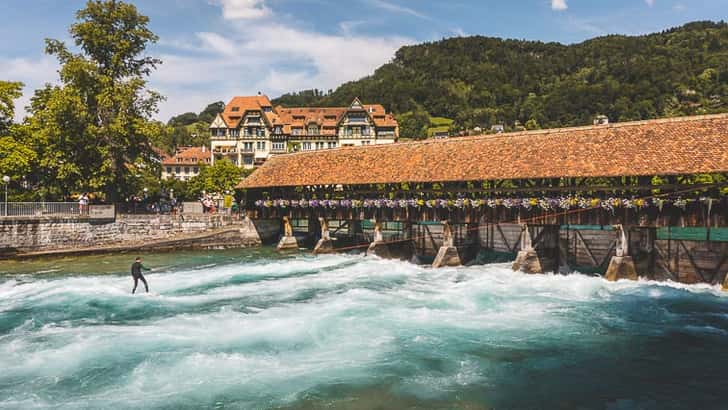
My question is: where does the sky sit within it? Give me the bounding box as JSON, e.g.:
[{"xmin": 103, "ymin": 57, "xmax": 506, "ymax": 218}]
[{"xmin": 1, "ymin": 0, "xmax": 727, "ymax": 122}]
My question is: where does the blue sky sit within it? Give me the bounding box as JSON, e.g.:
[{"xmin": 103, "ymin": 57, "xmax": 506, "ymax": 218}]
[{"xmin": 1, "ymin": 0, "xmax": 727, "ymax": 121}]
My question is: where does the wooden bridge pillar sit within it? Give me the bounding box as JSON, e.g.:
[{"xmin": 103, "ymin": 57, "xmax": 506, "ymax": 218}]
[
  {"xmin": 604, "ymin": 224, "xmax": 638, "ymax": 281},
  {"xmin": 313, "ymin": 217, "xmax": 334, "ymax": 254},
  {"xmin": 276, "ymin": 216, "xmax": 299, "ymax": 251},
  {"xmin": 433, "ymin": 220, "xmax": 461, "ymax": 268}
]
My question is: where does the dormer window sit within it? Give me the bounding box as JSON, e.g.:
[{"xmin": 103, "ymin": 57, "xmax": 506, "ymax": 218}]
[
  {"xmin": 263, "ymin": 106, "xmax": 272, "ymax": 112},
  {"xmin": 308, "ymin": 125, "xmax": 319, "ymax": 135},
  {"xmin": 231, "ymin": 107, "xmax": 240, "ymax": 112}
]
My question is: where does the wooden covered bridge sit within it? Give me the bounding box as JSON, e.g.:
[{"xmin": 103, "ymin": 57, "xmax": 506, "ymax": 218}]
[{"xmin": 239, "ymin": 114, "xmax": 728, "ymax": 286}]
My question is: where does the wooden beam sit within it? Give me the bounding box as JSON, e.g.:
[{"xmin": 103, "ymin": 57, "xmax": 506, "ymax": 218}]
[{"xmin": 575, "ymin": 230, "xmax": 600, "ymax": 266}]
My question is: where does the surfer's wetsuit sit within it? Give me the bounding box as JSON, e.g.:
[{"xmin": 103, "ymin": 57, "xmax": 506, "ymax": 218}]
[{"xmin": 131, "ymin": 262, "xmax": 151, "ymax": 294}]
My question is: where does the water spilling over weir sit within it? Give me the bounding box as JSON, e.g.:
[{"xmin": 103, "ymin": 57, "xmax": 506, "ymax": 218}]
[{"xmin": 1, "ymin": 248, "xmax": 728, "ymax": 409}]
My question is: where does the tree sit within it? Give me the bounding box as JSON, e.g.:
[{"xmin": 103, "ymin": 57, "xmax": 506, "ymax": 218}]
[
  {"xmin": 168, "ymin": 112, "xmax": 198, "ymax": 127},
  {"xmin": 525, "ymin": 118, "xmax": 541, "ymax": 130},
  {"xmin": 37, "ymin": 0, "xmax": 163, "ymax": 201},
  {"xmin": 0, "ymin": 81, "xmax": 37, "ymax": 196},
  {"xmin": 0, "ymin": 81, "xmax": 23, "ymax": 134},
  {"xmin": 197, "ymin": 101, "xmax": 225, "ymax": 124},
  {"xmin": 396, "ymin": 108, "xmax": 430, "ymax": 139},
  {"xmin": 188, "ymin": 158, "xmax": 243, "ymax": 196},
  {"xmin": 271, "ymin": 21, "xmax": 728, "ymax": 133}
]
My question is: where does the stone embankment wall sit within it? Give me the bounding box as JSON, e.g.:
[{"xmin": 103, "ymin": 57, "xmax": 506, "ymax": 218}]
[{"xmin": 0, "ymin": 215, "xmax": 281, "ymax": 256}]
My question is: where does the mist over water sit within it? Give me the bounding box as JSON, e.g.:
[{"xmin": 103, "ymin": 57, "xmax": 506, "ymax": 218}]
[{"xmin": 1, "ymin": 249, "xmax": 728, "ymax": 409}]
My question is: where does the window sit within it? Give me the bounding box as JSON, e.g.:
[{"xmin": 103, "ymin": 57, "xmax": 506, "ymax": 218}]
[
  {"xmin": 292, "ymin": 128, "xmax": 303, "ymax": 136},
  {"xmin": 214, "ymin": 128, "xmax": 226, "ymax": 137},
  {"xmin": 272, "ymin": 142, "xmax": 285, "ymax": 151},
  {"xmin": 361, "ymin": 140, "xmax": 371, "ymax": 145},
  {"xmin": 315, "ymin": 142, "xmax": 325, "ymax": 150},
  {"xmin": 231, "ymin": 106, "xmax": 240, "ymax": 112},
  {"xmin": 327, "ymin": 142, "xmax": 337, "ymax": 149},
  {"xmin": 302, "ymin": 142, "xmax": 312, "ymax": 151},
  {"xmin": 175, "ymin": 167, "xmax": 181, "ymax": 174},
  {"xmin": 257, "ymin": 128, "xmax": 265, "ymax": 137},
  {"xmin": 274, "ymin": 126, "xmax": 283, "ymax": 134},
  {"xmin": 243, "ymin": 156, "xmax": 253, "ymax": 165},
  {"xmin": 230, "ymin": 129, "xmax": 239, "ymax": 137},
  {"xmin": 243, "ymin": 142, "xmax": 253, "ymax": 152},
  {"xmin": 352, "ymin": 126, "xmax": 361, "ymax": 136},
  {"xmin": 308, "ymin": 125, "xmax": 319, "ymax": 135},
  {"xmin": 184, "ymin": 167, "xmax": 190, "ymax": 174},
  {"xmin": 256, "ymin": 141, "xmax": 266, "ymax": 151},
  {"xmin": 263, "ymin": 106, "xmax": 272, "ymax": 112},
  {"xmin": 166, "ymin": 167, "xmax": 171, "ymax": 174},
  {"xmin": 193, "ymin": 167, "xmax": 199, "ymax": 173}
]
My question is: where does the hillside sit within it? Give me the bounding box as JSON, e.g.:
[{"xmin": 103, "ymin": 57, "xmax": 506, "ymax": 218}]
[{"xmin": 272, "ymin": 21, "xmax": 728, "ymax": 138}]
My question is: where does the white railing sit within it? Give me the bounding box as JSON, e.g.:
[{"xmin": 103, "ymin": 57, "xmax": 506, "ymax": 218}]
[{"xmin": 1, "ymin": 202, "xmax": 88, "ymax": 218}]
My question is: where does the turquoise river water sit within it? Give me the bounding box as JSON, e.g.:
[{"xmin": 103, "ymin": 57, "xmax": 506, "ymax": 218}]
[{"xmin": 1, "ymin": 248, "xmax": 728, "ymax": 409}]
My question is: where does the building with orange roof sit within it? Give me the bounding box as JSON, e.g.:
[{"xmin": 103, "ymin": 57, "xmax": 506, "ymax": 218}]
[
  {"xmin": 161, "ymin": 146, "xmax": 212, "ymax": 181},
  {"xmin": 209, "ymin": 95, "xmax": 398, "ymax": 169}
]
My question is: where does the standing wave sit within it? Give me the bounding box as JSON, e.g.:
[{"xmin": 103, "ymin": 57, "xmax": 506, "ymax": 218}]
[{"xmin": 1, "ymin": 252, "xmax": 727, "ymax": 409}]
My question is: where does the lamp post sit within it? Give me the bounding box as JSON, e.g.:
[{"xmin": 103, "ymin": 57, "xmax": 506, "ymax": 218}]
[
  {"xmin": 169, "ymin": 188, "xmax": 174, "ymax": 200},
  {"xmin": 2, "ymin": 175, "xmax": 9, "ymax": 217}
]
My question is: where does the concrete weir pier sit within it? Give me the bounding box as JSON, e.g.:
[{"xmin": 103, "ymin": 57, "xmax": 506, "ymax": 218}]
[
  {"xmin": 312, "ymin": 218, "xmax": 334, "ymax": 255},
  {"xmin": 604, "ymin": 225, "xmax": 638, "ymax": 281},
  {"xmin": 432, "ymin": 221, "xmax": 461, "ymax": 268},
  {"xmin": 512, "ymin": 224, "xmax": 543, "ymax": 274},
  {"xmin": 276, "ymin": 217, "xmax": 299, "ymax": 251}
]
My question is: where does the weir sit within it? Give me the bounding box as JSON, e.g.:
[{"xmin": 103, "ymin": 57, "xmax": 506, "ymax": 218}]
[{"xmin": 242, "ymin": 114, "xmax": 728, "ymax": 285}]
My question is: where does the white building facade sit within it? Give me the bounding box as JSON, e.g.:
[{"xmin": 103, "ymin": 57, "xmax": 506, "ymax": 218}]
[{"xmin": 210, "ymin": 96, "xmax": 399, "ymax": 168}]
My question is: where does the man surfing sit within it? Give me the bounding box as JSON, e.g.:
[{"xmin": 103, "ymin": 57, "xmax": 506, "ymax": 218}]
[{"xmin": 130, "ymin": 257, "xmax": 151, "ymax": 294}]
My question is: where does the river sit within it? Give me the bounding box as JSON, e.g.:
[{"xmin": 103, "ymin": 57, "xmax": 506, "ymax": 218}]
[{"xmin": 1, "ymin": 249, "xmax": 727, "ymax": 409}]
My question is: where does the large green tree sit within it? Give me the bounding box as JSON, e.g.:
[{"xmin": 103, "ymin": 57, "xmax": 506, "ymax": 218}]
[
  {"xmin": 0, "ymin": 81, "xmax": 38, "ymax": 197},
  {"xmin": 35, "ymin": 0, "xmax": 163, "ymax": 201}
]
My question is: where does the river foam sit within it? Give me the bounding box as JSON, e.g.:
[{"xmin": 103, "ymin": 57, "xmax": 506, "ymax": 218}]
[{"xmin": 1, "ymin": 250, "xmax": 727, "ymax": 409}]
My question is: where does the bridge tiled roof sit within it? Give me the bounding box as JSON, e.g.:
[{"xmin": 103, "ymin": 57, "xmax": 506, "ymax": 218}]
[{"xmin": 238, "ymin": 114, "xmax": 728, "ymax": 189}]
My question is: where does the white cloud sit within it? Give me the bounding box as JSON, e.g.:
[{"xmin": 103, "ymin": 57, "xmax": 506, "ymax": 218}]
[
  {"xmin": 196, "ymin": 32, "xmax": 238, "ymax": 56},
  {"xmin": 150, "ymin": 4, "xmax": 413, "ymax": 121},
  {"xmin": 645, "ymin": 0, "xmax": 655, "ymax": 6},
  {"xmin": 215, "ymin": 0, "xmax": 270, "ymax": 20},
  {"xmin": 365, "ymin": 0, "xmax": 430, "ymax": 20},
  {"xmin": 551, "ymin": 0, "xmax": 568, "ymax": 11},
  {"xmin": 0, "ymin": 56, "xmax": 59, "ymax": 121}
]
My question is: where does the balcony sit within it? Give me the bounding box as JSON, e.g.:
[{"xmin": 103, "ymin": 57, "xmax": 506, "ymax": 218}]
[{"xmin": 212, "ymin": 148, "xmax": 237, "ymax": 154}]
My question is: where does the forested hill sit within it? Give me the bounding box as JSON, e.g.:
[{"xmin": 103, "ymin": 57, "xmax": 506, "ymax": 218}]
[{"xmin": 272, "ymin": 21, "xmax": 728, "ymax": 138}]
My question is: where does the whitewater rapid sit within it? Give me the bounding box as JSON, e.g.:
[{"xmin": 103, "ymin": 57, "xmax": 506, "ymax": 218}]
[{"xmin": 1, "ymin": 251, "xmax": 727, "ymax": 409}]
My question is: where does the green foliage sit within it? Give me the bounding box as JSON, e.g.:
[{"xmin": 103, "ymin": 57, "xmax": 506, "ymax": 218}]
[
  {"xmin": 160, "ymin": 101, "xmax": 224, "ymax": 153},
  {"xmin": 197, "ymin": 101, "xmax": 225, "ymax": 124},
  {"xmin": 396, "ymin": 108, "xmax": 429, "ymax": 139},
  {"xmin": 0, "ymin": 81, "xmax": 23, "ymax": 134},
  {"xmin": 168, "ymin": 112, "xmax": 198, "ymax": 127},
  {"xmin": 273, "ymin": 21, "xmax": 728, "ymax": 132},
  {"xmin": 187, "ymin": 158, "xmax": 243, "ymax": 196},
  {"xmin": 24, "ymin": 0, "xmax": 164, "ymax": 201}
]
